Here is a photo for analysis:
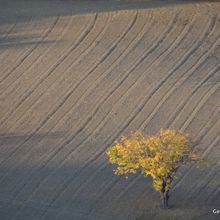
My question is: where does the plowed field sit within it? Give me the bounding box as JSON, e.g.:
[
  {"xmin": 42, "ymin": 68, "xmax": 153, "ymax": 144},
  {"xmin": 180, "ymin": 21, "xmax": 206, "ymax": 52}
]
[{"xmin": 0, "ymin": 1, "xmax": 219, "ymax": 219}]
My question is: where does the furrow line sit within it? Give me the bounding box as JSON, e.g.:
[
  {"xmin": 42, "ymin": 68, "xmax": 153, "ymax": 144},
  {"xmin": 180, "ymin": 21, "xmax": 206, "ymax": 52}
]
[
  {"xmin": 55, "ymin": 7, "xmax": 198, "ymax": 205},
  {"xmin": 0, "ymin": 9, "xmax": 155, "ymax": 167},
  {"xmin": 143, "ymin": 58, "xmax": 220, "ymax": 130},
  {"xmin": 0, "ymin": 13, "xmax": 101, "ymax": 101},
  {"xmin": 28, "ymin": 8, "xmax": 196, "ymax": 206},
  {"xmin": 0, "ymin": 15, "xmax": 73, "ymax": 98},
  {"xmin": 0, "ymin": 13, "xmax": 99, "ymax": 127},
  {"xmin": 155, "ymin": 7, "xmax": 219, "ymax": 130},
  {"xmin": 8, "ymin": 9, "xmax": 146, "ymax": 204},
  {"xmin": 164, "ymin": 108, "xmax": 220, "ymax": 198},
  {"xmin": 0, "ymin": 11, "xmax": 130, "ymax": 169},
  {"xmin": 6, "ymin": 4, "xmax": 213, "ymax": 214},
  {"xmin": 108, "ymin": 3, "xmax": 219, "ymax": 215},
  {"xmin": 6, "ymin": 9, "xmax": 156, "ymax": 206},
  {"xmin": 1, "ymin": 11, "xmax": 140, "ymax": 206},
  {"xmin": 133, "ymin": 108, "xmax": 220, "ymax": 215},
  {"xmin": 195, "ymin": 107, "xmax": 220, "ymax": 142},
  {"xmin": 0, "ymin": 16, "xmax": 60, "ymax": 84},
  {"xmin": 115, "ymin": 66, "xmax": 220, "ymax": 202},
  {"xmin": 0, "ymin": 13, "xmax": 104, "ymax": 167},
  {"xmin": 172, "ymin": 96, "xmax": 220, "ymax": 190},
  {"xmin": 93, "ymin": 3, "xmax": 217, "ymax": 202},
  {"xmin": 16, "ymin": 9, "xmax": 178, "ymax": 215},
  {"xmin": 181, "ymin": 123, "xmax": 220, "ymax": 204},
  {"xmin": 37, "ymin": 10, "xmax": 207, "ymax": 215},
  {"xmin": 180, "ymin": 83, "xmax": 219, "ymax": 131},
  {"xmin": 186, "ymin": 131, "xmax": 220, "ymax": 202}
]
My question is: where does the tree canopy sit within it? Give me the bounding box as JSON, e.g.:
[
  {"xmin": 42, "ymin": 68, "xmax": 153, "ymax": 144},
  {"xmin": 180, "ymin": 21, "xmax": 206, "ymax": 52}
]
[{"xmin": 106, "ymin": 129, "xmax": 205, "ymax": 208}]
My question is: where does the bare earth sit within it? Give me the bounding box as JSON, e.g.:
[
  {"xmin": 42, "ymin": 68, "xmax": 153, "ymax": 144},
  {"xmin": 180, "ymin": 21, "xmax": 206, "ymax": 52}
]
[{"xmin": 0, "ymin": 0, "xmax": 220, "ymax": 219}]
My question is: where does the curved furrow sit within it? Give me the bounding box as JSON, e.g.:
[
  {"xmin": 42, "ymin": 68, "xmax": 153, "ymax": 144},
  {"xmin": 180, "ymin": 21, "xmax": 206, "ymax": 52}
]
[
  {"xmin": 0, "ymin": 2, "xmax": 220, "ymax": 219},
  {"xmin": 0, "ymin": 13, "xmax": 105, "ymax": 164},
  {"xmin": 0, "ymin": 13, "xmax": 99, "ymax": 131},
  {"xmin": 109, "ymin": 3, "xmax": 216, "ymax": 135},
  {"xmin": 142, "ymin": 52, "xmax": 220, "ymax": 131},
  {"xmin": 0, "ymin": 15, "xmax": 73, "ymax": 99},
  {"xmin": 0, "ymin": 14, "xmax": 93, "ymax": 122},
  {"xmin": 167, "ymin": 81, "xmax": 219, "ymax": 131},
  {"xmin": 167, "ymin": 92, "xmax": 220, "ymax": 198},
  {"xmin": 138, "ymin": 9, "xmax": 217, "ymax": 132},
  {"xmin": 58, "ymin": 8, "xmax": 218, "ymax": 220},
  {"xmin": 152, "ymin": 87, "xmax": 220, "ymax": 192},
  {"xmin": 171, "ymin": 88, "xmax": 220, "ymax": 190},
  {"xmin": 90, "ymin": 3, "xmax": 217, "ymax": 206},
  {"xmin": 184, "ymin": 132, "xmax": 220, "ymax": 203},
  {"xmin": 5, "ymin": 8, "xmax": 153, "ymax": 209},
  {"xmin": 199, "ymin": 119, "xmax": 220, "ymax": 157},
  {"xmin": 60, "ymin": 6, "xmax": 198, "ymax": 138},
  {"xmin": 0, "ymin": 13, "xmax": 109, "ymax": 130},
  {"xmin": 96, "ymin": 3, "xmax": 215, "ymax": 199},
  {"xmin": 0, "ymin": 16, "xmax": 40, "ymax": 75},
  {"xmin": 189, "ymin": 110, "xmax": 220, "ymax": 157},
  {"xmin": 107, "ymin": 79, "xmax": 219, "ymax": 206},
  {"xmin": 54, "ymin": 6, "xmax": 198, "ymax": 206},
  {"xmin": 130, "ymin": 107, "xmax": 220, "ymax": 216},
  {"xmin": 0, "ymin": 9, "xmax": 140, "ymax": 168},
  {"xmin": 4, "ymin": 11, "xmax": 131, "ymax": 133},
  {"xmin": 1, "ymin": 13, "xmax": 87, "ymax": 126},
  {"xmin": 3, "ymin": 9, "xmax": 156, "ymax": 208},
  {"xmin": 27, "ymin": 7, "xmax": 176, "ymax": 184},
  {"xmin": 0, "ymin": 7, "xmax": 156, "ymax": 169},
  {"xmin": 162, "ymin": 100, "xmax": 220, "ymax": 196},
  {"xmin": 0, "ymin": 16, "xmax": 60, "ymax": 85},
  {"xmin": 195, "ymin": 108, "xmax": 220, "ymax": 143},
  {"xmin": 108, "ymin": 12, "xmax": 220, "ymax": 213},
  {"xmin": 0, "ymin": 13, "xmax": 153, "ymax": 203},
  {"xmin": 181, "ymin": 84, "xmax": 219, "ymax": 131},
  {"xmin": 0, "ymin": 13, "xmax": 99, "ymax": 101},
  {"xmin": 173, "ymin": 89, "xmax": 219, "ymax": 134},
  {"xmin": 141, "ymin": 9, "xmax": 220, "ymax": 131},
  {"xmin": 125, "ymin": 92, "xmax": 220, "ymax": 217},
  {"xmin": 32, "ymin": 10, "xmax": 215, "ymax": 215},
  {"xmin": 11, "ymin": 7, "xmax": 179, "ymax": 214},
  {"xmin": 0, "ymin": 10, "xmax": 139, "ymax": 159},
  {"xmin": 147, "ymin": 6, "xmax": 197, "ymax": 68},
  {"xmin": 31, "ymin": 6, "xmax": 207, "ymax": 206},
  {"xmin": 0, "ymin": 12, "xmax": 127, "ymax": 164},
  {"xmin": 178, "ymin": 120, "xmax": 220, "ymax": 204},
  {"xmin": 0, "ymin": 10, "xmax": 141, "ymax": 201},
  {"xmin": 0, "ymin": 14, "xmax": 99, "ymax": 130}
]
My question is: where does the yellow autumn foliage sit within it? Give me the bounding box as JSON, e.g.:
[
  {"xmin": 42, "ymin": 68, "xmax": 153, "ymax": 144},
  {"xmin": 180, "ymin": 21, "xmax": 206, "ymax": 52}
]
[{"xmin": 106, "ymin": 129, "xmax": 204, "ymax": 192}]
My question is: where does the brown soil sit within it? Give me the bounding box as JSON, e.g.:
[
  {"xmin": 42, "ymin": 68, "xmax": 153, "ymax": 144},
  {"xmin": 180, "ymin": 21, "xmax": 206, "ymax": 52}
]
[{"xmin": 0, "ymin": 0, "xmax": 219, "ymax": 219}]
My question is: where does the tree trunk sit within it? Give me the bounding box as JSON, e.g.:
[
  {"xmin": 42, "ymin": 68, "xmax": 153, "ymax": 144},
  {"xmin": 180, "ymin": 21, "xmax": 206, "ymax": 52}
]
[
  {"xmin": 159, "ymin": 179, "xmax": 170, "ymax": 208},
  {"xmin": 160, "ymin": 191, "xmax": 169, "ymax": 208}
]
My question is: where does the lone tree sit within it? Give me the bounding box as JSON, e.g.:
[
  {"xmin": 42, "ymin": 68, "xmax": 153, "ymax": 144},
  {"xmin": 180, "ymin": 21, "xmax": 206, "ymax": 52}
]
[{"xmin": 106, "ymin": 129, "xmax": 205, "ymax": 208}]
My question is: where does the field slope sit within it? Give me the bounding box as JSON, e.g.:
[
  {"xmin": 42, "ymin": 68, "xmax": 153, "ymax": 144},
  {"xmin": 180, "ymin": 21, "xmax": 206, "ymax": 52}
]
[{"xmin": 0, "ymin": 0, "xmax": 220, "ymax": 219}]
